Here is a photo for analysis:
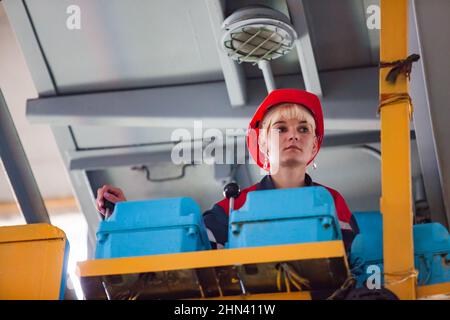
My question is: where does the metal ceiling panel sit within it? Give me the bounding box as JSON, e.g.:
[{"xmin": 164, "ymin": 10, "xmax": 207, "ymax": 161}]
[
  {"xmin": 23, "ymin": 0, "xmax": 224, "ymax": 94},
  {"xmin": 303, "ymin": 0, "xmax": 379, "ymax": 71}
]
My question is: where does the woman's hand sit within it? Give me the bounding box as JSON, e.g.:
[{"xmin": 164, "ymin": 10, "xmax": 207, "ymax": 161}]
[{"xmin": 96, "ymin": 184, "xmax": 127, "ymax": 218}]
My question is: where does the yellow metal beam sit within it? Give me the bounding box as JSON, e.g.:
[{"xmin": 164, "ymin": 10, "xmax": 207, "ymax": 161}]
[
  {"xmin": 77, "ymin": 241, "xmax": 346, "ymax": 277},
  {"xmin": 380, "ymin": 0, "xmax": 416, "ymax": 299},
  {"xmin": 417, "ymin": 283, "xmax": 450, "ymax": 300}
]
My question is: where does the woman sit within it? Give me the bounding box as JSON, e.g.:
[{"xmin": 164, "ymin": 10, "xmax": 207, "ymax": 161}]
[{"xmin": 96, "ymin": 89, "xmax": 359, "ymax": 250}]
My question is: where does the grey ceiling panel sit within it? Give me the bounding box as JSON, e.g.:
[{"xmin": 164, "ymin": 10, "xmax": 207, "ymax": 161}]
[
  {"xmin": 19, "ymin": 0, "xmax": 380, "ymax": 93},
  {"xmin": 303, "ymin": 0, "xmax": 379, "ymax": 71},
  {"xmin": 24, "ymin": 0, "xmax": 224, "ymax": 94}
]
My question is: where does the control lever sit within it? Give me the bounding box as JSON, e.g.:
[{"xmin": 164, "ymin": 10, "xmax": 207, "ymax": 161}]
[
  {"xmin": 223, "ymin": 182, "xmax": 240, "ymax": 215},
  {"xmin": 103, "ymin": 198, "xmax": 115, "ymax": 220}
]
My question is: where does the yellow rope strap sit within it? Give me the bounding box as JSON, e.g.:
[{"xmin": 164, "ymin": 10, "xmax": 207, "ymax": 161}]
[
  {"xmin": 378, "ymin": 54, "xmax": 420, "ymax": 118},
  {"xmin": 378, "ymin": 92, "xmax": 414, "ymax": 118},
  {"xmin": 384, "ymin": 269, "xmax": 419, "ymax": 286},
  {"xmin": 380, "ymin": 54, "xmax": 420, "ymax": 84}
]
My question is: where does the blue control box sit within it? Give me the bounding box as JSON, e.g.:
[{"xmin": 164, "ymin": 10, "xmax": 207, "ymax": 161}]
[
  {"xmin": 227, "ymin": 187, "xmax": 342, "ymax": 249},
  {"xmin": 350, "ymin": 212, "xmax": 450, "ymax": 286},
  {"xmin": 95, "ymin": 197, "xmax": 211, "ymax": 259}
]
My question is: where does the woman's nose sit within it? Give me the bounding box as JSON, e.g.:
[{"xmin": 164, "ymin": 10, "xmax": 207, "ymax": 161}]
[{"xmin": 288, "ymin": 128, "xmax": 299, "ymax": 141}]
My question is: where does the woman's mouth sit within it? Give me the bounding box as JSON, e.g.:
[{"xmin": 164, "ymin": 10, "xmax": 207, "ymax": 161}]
[{"xmin": 284, "ymin": 145, "xmax": 302, "ymax": 152}]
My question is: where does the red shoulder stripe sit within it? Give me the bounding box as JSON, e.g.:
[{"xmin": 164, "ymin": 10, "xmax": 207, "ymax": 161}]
[{"xmin": 315, "ymin": 183, "xmax": 352, "ymax": 223}]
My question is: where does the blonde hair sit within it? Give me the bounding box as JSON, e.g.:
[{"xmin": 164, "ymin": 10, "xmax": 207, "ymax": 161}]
[{"xmin": 259, "ymin": 103, "xmax": 316, "ymax": 147}]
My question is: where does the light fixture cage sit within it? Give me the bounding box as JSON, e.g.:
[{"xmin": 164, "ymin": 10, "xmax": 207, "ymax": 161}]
[{"xmin": 221, "ymin": 6, "xmax": 298, "ymax": 64}]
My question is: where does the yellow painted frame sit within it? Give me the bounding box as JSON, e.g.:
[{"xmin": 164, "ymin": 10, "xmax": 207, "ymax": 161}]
[
  {"xmin": 77, "ymin": 241, "xmax": 347, "ymax": 277},
  {"xmin": 77, "ymin": 241, "xmax": 347, "ymax": 300},
  {"xmin": 416, "ymin": 282, "xmax": 450, "ymax": 299},
  {"xmin": 380, "ymin": 0, "xmax": 416, "ymax": 299},
  {"xmin": 0, "ymin": 224, "xmax": 68, "ymax": 300}
]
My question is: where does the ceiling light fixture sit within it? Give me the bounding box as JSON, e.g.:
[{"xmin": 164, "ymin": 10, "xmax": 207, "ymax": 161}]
[{"xmin": 220, "ymin": 6, "xmax": 297, "ymax": 92}]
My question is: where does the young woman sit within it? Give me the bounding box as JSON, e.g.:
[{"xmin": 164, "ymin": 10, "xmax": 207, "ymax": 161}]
[
  {"xmin": 202, "ymin": 89, "xmax": 359, "ymax": 250},
  {"xmin": 96, "ymin": 89, "xmax": 359, "ymax": 250}
]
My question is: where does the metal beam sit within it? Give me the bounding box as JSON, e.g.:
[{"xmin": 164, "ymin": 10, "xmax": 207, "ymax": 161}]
[
  {"xmin": 3, "ymin": 0, "xmax": 56, "ymax": 96},
  {"xmin": 379, "ymin": 0, "xmax": 415, "ymax": 300},
  {"xmin": 205, "ymin": 0, "xmax": 247, "ymax": 107},
  {"xmin": 66, "ymin": 130, "xmax": 395, "ymax": 171},
  {"xmin": 26, "ymin": 67, "xmax": 380, "ymax": 130},
  {"xmin": 68, "ymin": 137, "xmax": 248, "ymax": 171},
  {"xmin": 0, "ymin": 89, "xmax": 50, "ymax": 224},
  {"xmin": 323, "ymin": 131, "xmax": 379, "ymax": 148},
  {"xmin": 51, "ymin": 127, "xmax": 101, "ymax": 259},
  {"xmin": 68, "ymin": 144, "xmax": 176, "ymax": 171},
  {"xmin": 323, "ymin": 130, "xmax": 416, "ymax": 148},
  {"xmin": 409, "ymin": 0, "xmax": 449, "ymax": 228},
  {"xmin": 258, "ymin": 60, "xmax": 276, "ymax": 93},
  {"xmin": 285, "ymin": 0, "xmax": 322, "ymax": 96}
]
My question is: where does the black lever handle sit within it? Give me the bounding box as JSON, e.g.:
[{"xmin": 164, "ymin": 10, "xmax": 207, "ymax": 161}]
[
  {"xmin": 103, "ymin": 199, "xmax": 115, "ymax": 219},
  {"xmin": 223, "ymin": 182, "xmax": 240, "ymax": 215},
  {"xmin": 223, "ymin": 182, "xmax": 240, "ymax": 200}
]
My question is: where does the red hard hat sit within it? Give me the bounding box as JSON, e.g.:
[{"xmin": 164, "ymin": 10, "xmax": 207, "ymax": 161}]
[{"xmin": 247, "ymin": 89, "xmax": 324, "ymax": 171}]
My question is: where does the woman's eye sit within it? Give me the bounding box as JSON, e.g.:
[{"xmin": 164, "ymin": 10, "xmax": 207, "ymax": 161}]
[
  {"xmin": 274, "ymin": 126, "xmax": 286, "ymax": 133},
  {"xmin": 298, "ymin": 127, "xmax": 308, "ymax": 133}
]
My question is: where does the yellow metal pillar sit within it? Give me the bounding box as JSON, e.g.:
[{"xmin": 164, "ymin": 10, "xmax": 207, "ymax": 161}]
[{"xmin": 380, "ymin": 0, "xmax": 416, "ymax": 299}]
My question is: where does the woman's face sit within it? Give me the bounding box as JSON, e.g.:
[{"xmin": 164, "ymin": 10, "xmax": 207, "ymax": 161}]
[{"xmin": 260, "ymin": 105, "xmax": 318, "ymax": 171}]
